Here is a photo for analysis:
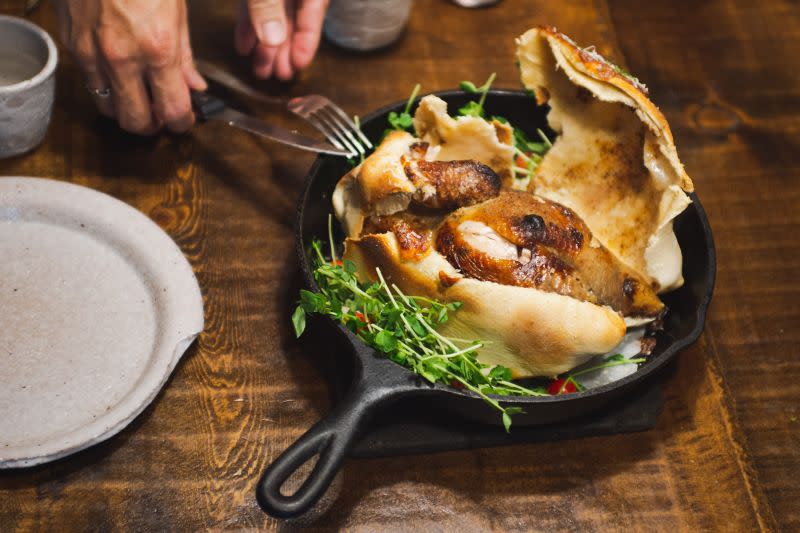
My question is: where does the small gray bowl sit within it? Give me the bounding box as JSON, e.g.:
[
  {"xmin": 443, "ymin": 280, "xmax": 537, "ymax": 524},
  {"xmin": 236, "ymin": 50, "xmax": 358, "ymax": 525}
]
[{"xmin": 0, "ymin": 15, "xmax": 57, "ymax": 159}]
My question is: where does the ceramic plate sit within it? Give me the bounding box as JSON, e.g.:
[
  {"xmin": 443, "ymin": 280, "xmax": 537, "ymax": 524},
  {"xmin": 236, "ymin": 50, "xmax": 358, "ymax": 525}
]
[{"xmin": 0, "ymin": 177, "xmax": 204, "ymax": 468}]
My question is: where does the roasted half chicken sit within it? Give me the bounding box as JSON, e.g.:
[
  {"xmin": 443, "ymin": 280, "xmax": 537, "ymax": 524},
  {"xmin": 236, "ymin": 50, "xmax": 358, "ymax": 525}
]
[
  {"xmin": 339, "ymin": 156, "xmax": 635, "ymax": 376},
  {"xmin": 333, "ymin": 26, "xmax": 694, "ymax": 377}
]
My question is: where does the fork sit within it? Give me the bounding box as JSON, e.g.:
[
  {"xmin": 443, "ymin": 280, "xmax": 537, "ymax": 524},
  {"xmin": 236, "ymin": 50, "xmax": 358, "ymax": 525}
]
[
  {"xmin": 287, "ymin": 95, "xmax": 373, "ymax": 158},
  {"xmin": 196, "ymin": 60, "xmax": 372, "ymax": 158}
]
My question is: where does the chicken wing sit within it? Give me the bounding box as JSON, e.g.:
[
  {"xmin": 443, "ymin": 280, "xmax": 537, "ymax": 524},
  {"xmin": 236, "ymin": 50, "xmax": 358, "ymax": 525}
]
[{"xmin": 402, "ymin": 142, "xmax": 502, "ymax": 210}]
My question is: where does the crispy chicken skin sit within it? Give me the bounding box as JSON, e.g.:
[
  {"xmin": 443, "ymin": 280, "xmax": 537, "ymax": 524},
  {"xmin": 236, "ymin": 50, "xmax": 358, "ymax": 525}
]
[
  {"xmin": 362, "ymin": 211, "xmax": 440, "ymax": 261},
  {"xmin": 435, "ymin": 190, "xmax": 665, "ymax": 319},
  {"xmin": 401, "ymin": 142, "xmax": 502, "ymax": 210}
]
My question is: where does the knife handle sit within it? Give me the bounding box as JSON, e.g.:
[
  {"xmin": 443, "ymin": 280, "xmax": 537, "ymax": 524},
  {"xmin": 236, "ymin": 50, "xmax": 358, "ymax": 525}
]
[{"xmin": 191, "ymin": 91, "xmax": 226, "ymax": 121}]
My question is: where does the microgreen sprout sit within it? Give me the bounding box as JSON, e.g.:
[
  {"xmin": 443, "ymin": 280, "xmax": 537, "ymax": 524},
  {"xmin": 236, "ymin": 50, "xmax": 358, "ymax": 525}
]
[
  {"xmin": 457, "ymin": 72, "xmax": 496, "ymax": 117},
  {"xmin": 293, "ymin": 218, "xmax": 555, "ymax": 431},
  {"xmin": 292, "ymin": 220, "xmax": 647, "ymax": 430},
  {"xmin": 386, "ymin": 83, "xmax": 421, "ymax": 133}
]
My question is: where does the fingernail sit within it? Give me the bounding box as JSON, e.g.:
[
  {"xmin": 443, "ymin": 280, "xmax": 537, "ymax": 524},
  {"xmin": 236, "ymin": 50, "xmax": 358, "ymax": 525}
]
[
  {"xmin": 262, "ymin": 20, "xmax": 286, "ymax": 46},
  {"xmin": 193, "ymin": 70, "xmax": 208, "ymax": 91}
]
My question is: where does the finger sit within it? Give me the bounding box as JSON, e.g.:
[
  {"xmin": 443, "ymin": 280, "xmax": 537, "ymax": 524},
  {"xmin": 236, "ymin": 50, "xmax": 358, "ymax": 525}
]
[
  {"xmin": 86, "ymin": 67, "xmax": 115, "ymax": 118},
  {"xmin": 106, "ymin": 65, "xmax": 160, "ymax": 135},
  {"xmin": 247, "ymin": 0, "xmax": 288, "ymax": 47},
  {"xmin": 291, "ymin": 0, "xmax": 327, "ymax": 71},
  {"xmin": 274, "ymin": 41, "xmax": 294, "ymax": 81},
  {"xmin": 148, "ymin": 65, "xmax": 194, "ymax": 133},
  {"xmin": 235, "ymin": 0, "xmax": 258, "ymax": 55},
  {"xmin": 179, "ymin": 14, "xmax": 207, "ymax": 91},
  {"xmin": 274, "ymin": 0, "xmax": 295, "ymax": 80},
  {"xmin": 95, "ymin": 24, "xmax": 160, "ymax": 135},
  {"xmin": 68, "ymin": 33, "xmax": 115, "ymax": 117},
  {"xmin": 253, "ymin": 43, "xmax": 278, "ymax": 79},
  {"xmin": 183, "ymin": 59, "xmax": 207, "ymax": 92}
]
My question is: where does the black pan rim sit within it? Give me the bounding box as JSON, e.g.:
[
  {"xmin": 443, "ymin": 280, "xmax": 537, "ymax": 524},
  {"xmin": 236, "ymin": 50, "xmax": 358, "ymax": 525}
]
[{"xmin": 295, "ymin": 88, "xmax": 716, "ymax": 407}]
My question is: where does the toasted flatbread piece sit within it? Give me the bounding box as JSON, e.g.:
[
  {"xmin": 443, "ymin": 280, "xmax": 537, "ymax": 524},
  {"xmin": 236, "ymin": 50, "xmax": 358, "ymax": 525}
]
[
  {"xmin": 414, "ymin": 95, "xmax": 515, "ymax": 184},
  {"xmin": 344, "ymin": 232, "xmax": 626, "ymax": 378},
  {"xmin": 333, "ymin": 130, "xmax": 417, "ymax": 238},
  {"xmin": 517, "ymin": 26, "xmax": 693, "ymax": 292}
]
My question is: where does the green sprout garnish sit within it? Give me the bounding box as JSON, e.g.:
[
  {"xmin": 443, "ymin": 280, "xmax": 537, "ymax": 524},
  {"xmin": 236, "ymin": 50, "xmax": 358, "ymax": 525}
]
[
  {"xmin": 457, "ymin": 72, "xmax": 496, "ymax": 117},
  {"xmin": 386, "ymin": 83, "xmax": 421, "ymax": 134},
  {"xmin": 293, "ymin": 218, "xmax": 648, "ymax": 430}
]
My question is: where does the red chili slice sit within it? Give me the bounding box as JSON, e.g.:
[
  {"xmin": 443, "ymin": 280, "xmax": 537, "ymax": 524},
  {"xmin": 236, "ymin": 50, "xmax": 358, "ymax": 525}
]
[
  {"xmin": 547, "ymin": 377, "xmax": 577, "ymax": 395},
  {"xmin": 353, "ymin": 311, "xmax": 369, "ymax": 334},
  {"xmin": 515, "ymin": 152, "xmax": 534, "ymax": 169}
]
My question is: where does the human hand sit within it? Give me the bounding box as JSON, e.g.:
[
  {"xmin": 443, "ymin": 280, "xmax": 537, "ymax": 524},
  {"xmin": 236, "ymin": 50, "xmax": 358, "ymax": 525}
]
[
  {"xmin": 235, "ymin": 0, "xmax": 328, "ymax": 81},
  {"xmin": 54, "ymin": 0, "xmax": 206, "ymax": 135}
]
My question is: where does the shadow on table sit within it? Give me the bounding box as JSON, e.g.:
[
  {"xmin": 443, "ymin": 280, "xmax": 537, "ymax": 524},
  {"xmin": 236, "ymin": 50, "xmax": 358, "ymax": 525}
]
[{"xmin": 190, "ymin": 134, "xmax": 302, "ymax": 232}]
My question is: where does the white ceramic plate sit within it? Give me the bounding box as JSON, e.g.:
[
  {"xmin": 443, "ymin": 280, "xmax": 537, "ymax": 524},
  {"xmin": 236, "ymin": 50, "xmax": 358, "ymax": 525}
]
[{"xmin": 0, "ymin": 177, "xmax": 204, "ymax": 468}]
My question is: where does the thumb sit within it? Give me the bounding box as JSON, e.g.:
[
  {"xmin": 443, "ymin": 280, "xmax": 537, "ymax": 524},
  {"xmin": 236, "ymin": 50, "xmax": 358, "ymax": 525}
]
[{"xmin": 247, "ymin": 0, "xmax": 288, "ymax": 47}]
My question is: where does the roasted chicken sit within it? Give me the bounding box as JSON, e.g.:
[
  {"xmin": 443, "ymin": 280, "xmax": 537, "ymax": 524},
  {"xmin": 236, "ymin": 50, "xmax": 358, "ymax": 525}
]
[
  {"xmin": 334, "ymin": 26, "xmax": 694, "ymax": 377},
  {"xmin": 403, "ymin": 156, "xmax": 501, "ymax": 210},
  {"xmin": 435, "ymin": 191, "xmax": 664, "ymax": 319},
  {"xmin": 362, "ymin": 211, "xmax": 440, "ymax": 262}
]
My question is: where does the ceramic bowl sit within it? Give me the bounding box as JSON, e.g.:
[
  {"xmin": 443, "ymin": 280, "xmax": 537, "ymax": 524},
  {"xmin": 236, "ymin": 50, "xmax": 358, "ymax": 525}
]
[{"xmin": 0, "ymin": 15, "xmax": 57, "ymax": 159}]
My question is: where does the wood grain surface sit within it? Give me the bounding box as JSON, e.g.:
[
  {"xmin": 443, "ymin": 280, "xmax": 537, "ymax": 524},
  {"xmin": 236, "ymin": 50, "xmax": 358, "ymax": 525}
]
[{"xmin": 1, "ymin": 0, "xmax": 798, "ymax": 531}]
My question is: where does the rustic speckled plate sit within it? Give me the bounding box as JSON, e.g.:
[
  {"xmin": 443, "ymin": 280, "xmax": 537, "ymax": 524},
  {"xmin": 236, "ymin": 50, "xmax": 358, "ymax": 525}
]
[{"xmin": 0, "ymin": 177, "xmax": 204, "ymax": 468}]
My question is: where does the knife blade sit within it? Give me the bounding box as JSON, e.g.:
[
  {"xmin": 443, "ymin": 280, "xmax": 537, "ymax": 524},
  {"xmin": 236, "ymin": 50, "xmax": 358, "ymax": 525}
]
[
  {"xmin": 195, "ymin": 60, "xmax": 284, "ymax": 106},
  {"xmin": 191, "ymin": 91, "xmax": 350, "ymax": 157}
]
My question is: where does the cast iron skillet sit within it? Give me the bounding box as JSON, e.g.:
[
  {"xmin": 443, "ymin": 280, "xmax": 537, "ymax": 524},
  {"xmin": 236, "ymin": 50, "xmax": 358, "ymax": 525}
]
[{"xmin": 256, "ymin": 90, "xmax": 716, "ymax": 518}]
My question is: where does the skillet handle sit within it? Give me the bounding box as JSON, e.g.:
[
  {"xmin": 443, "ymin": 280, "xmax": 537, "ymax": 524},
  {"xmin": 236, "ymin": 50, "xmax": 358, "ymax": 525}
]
[{"xmin": 255, "ymin": 378, "xmax": 395, "ymax": 518}]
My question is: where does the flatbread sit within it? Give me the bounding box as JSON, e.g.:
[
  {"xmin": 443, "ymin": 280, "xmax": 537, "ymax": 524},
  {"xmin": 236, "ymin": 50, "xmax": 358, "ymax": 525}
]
[
  {"xmin": 413, "ymin": 95, "xmax": 515, "ymax": 184},
  {"xmin": 517, "ymin": 26, "xmax": 693, "ymax": 291},
  {"xmin": 344, "ymin": 232, "xmax": 625, "ymax": 377}
]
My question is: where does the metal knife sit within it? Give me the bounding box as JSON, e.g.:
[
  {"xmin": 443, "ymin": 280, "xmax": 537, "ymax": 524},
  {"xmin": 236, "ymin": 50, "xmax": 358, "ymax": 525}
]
[
  {"xmin": 190, "ymin": 91, "xmax": 349, "ymax": 157},
  {"xmin": 195, "ymin": 60, "xmax": 284, "ymax": 106}
]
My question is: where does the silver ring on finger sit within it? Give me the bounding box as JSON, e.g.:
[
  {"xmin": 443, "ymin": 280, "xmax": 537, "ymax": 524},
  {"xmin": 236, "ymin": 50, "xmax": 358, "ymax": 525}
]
[{"xmin": 85, "ymin": 84, "xmax": 112, "ymax": 98}]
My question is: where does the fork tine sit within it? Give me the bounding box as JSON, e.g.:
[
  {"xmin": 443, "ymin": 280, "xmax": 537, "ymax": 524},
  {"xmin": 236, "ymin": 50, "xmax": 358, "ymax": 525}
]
[
  {"xmin": 290, "ymin": 98, "xmax": 315, "ymax": 116},
  {"xmin": 316, "ymin": 114, "xmax": 359, "ymax": 157},
  {"xmin": 319, "ymin": 107, "xmax": 365, "ymax": 156},
  {"xmin": 288, "ymin": 98, "xmax": 341, "ymax": 148},
  {"xmin": 287, "ymin": 94, "xmax": 372, "ymax": 157},
  {"xmin": 305, "ymin": 115, "xmax": 353, "ymax": 156},
  {"xmin": 312, "ymin": 111, "xmax": 361, "ymax": 157},
  {"xmin": 325, "ymin": 101, "xmax": 373, "ymax": 149}
]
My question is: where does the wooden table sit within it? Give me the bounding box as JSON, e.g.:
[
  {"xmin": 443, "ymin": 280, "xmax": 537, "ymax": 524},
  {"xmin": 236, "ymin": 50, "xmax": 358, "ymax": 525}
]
[{"xmin": 1, "ymin": 0, "xmax": 798, "ymax": 530}]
